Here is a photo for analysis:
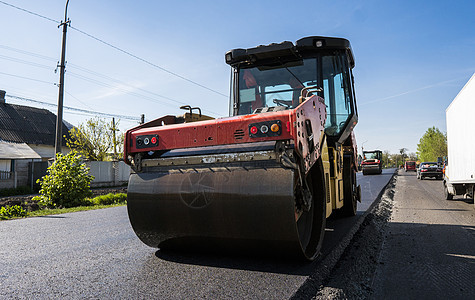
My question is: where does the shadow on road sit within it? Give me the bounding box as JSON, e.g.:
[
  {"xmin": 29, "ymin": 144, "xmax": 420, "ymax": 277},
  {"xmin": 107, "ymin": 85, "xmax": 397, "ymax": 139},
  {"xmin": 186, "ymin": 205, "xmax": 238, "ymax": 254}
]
[{"xmin": 154, "ymin": 249, "xmax": 317, "ymax": 275}]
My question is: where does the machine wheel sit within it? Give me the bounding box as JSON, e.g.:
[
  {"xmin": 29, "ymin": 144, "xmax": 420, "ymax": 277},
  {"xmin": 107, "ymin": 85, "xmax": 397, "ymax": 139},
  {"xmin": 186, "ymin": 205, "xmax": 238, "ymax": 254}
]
[
  {"xmin": 444, "ymin": 182, "xmax": 453, "ymax": 200},
  {"xmin": 340, "ymin": 155, "xmax": 357, "ymax": 217},
  {"xmin": 296, "ymin": 160, "xmax": 326, "ymax": 260}
]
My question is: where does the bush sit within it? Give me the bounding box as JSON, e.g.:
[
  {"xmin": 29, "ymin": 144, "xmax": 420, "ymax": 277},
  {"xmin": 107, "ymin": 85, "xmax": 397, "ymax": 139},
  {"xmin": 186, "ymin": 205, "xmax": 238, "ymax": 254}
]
[
  {"xmin": 92, "ymin": 193, "xmax": 127, "ymax": 205},
  {"xmin": 36, "ymin": 151, "xmax": 94, "ymax": 208},
  {"xmin": 0, "ymin": 186, "xmax": 35, "ymax": 197},
  {"xmin": 0, "ymin": 205, "xmax": 28, "ymax": 219}
]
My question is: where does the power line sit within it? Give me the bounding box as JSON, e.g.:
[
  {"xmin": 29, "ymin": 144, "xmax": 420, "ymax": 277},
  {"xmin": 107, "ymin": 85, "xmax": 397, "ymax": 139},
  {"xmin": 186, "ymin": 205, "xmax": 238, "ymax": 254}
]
[
  {"xmin": 0, "ymin": 50, "xmax": 221, "ymax": 115},
  {"xmin": 69, "ymin": 26, "xmax": 228, "ymax": 98},
  {"xmin": 6, "ymin": 94, "xmax": 140, "ymax": 121},
  {"xmin": 0, "ymin": 1, "xmax": 228, "ymax": 99},
  {"xmin": 0, "ymin": 44, "xmax": 57, "ymax": 61},
  {"xmin": 0, "ymin": 1, "xmax": 58, "ymax": 23},
  {"xmin": 0, "ymin": 54, "xmax": 53, "ymax": 71},
  {"xmin": 0, "ymin": 71, "xmax": 55, "ymax": 85}
]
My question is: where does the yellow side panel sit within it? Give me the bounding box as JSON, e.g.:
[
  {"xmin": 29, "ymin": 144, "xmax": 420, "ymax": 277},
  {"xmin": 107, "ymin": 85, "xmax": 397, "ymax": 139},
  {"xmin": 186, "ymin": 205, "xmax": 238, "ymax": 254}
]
[
  {"xmin": 332, "ymin": 145, "xmax": 345, "ymax": 210},
  {"xmin": 320, "ymin": 136, "xmax": 333, "ymax": 218},
  {"xmin": 335, "ymin": 179, "xmax": 344, "ymax": 209}
]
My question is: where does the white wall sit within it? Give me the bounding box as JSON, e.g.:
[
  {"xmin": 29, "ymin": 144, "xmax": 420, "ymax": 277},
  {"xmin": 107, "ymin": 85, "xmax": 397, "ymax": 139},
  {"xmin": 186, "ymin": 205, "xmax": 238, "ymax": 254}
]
[
  {"xmin": 86, "ymin": 161, "xmax": 131, "ymax": 187},
  {"xmin": 28, "ymin": 144, "xmax": 70, "ymax": 160}
]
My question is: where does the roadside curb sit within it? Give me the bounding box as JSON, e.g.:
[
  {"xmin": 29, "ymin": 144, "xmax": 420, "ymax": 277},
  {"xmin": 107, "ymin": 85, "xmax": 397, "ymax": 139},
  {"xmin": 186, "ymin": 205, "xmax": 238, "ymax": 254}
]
[{"xmin": 291, "ymin": 169, "xmax": 398, "ymax": 299}]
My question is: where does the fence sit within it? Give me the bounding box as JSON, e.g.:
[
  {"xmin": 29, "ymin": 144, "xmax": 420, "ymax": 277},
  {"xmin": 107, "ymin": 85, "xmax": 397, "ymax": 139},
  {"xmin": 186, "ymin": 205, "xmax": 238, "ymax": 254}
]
[
  {"xmin": 2, "ymin": 160, "xmax": 131, "ymax": 190},
  {"xmin": 0, "ymin": 171, "xmax": 16, "ymax": 189},
  {"xmin": 85, "ymin": 161, "xmax": 131, "ymax": 187},
  {"xmin": 0, "ymin": 170, "xmax": 13, "ymax": 180}
]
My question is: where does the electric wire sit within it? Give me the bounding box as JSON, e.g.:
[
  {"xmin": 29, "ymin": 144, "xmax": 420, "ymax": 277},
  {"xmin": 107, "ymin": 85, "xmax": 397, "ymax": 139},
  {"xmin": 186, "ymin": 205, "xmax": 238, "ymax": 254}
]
[
  {"xmin": 6, "ymin": 94, "xmax": 140, "ymax": 121},
  {"xmin": 0, "ymin": 1, "xmax": 59, "ymax": 23},
  {"xmin": 0, "ymin": 71, "xmax": 55, "ymax": 85},
  {"xmin": 69, "ymin": 26, "xmax": 228, "ymax": 98},
  {"xmin": 0, "ymin": 1, "xmax": 228, "ymax": 99},
  {"xmin": 0, "ymin": 51, "xmax": 221, "ymax": 116}
]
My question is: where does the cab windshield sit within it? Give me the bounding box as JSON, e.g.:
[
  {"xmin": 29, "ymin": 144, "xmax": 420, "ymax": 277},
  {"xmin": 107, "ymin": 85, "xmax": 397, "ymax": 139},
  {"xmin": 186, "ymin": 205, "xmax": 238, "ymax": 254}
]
[
  {"xmin": 364, "ymin": 152, "xmax": 381, "ymax": 160},
  {"xmin": 236, "ymin": 52, "xmax": 354, "ymax": 137}
]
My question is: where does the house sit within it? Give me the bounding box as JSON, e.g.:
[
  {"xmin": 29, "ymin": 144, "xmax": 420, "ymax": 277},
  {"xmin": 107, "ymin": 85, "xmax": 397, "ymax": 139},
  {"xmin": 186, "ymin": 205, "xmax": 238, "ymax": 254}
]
[{"xmin": 0, "ymin": 90, "xmax": 71, "ymax": 189}]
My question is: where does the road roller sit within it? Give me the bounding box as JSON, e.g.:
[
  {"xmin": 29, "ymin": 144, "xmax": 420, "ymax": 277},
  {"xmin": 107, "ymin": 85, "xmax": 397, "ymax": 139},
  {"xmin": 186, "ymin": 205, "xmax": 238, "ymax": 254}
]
[{"xmin": 124, "ymin": 36, "xmax": 361, "ymax": 260}]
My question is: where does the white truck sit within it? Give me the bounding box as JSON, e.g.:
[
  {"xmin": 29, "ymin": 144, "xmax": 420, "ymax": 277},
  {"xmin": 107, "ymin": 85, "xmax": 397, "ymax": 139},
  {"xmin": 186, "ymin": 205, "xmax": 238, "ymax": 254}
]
[{"xmin": 444, "ymin": 73, "xmax": 475, "ymax": 208}]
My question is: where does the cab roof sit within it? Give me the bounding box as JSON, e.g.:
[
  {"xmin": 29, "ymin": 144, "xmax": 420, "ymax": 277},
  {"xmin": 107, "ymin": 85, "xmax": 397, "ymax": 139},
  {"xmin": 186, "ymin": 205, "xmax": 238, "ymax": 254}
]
[{"xmin": 225, "ymin": 36, "xmax": 354, "ymax": 69}]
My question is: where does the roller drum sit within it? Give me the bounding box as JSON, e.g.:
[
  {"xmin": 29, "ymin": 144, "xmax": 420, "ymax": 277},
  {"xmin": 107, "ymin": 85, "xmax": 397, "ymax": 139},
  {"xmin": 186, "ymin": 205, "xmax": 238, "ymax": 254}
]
[{"xmin": 127, "ymin": 161, "xmax": 324, "ymax": 259}]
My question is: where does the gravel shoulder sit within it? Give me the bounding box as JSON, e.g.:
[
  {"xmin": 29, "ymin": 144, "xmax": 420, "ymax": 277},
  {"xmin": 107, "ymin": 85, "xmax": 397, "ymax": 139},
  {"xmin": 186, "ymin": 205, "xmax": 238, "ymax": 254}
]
[{"xmin": 312, "ymin": 172, "xmax": 396, "ymax": 299}]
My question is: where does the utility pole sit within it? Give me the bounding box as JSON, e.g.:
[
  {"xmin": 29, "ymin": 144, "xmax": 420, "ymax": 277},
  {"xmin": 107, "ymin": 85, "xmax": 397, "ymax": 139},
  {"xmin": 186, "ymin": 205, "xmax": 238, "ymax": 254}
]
[
  {"xmin": 54, "ymin": 0, "xmax": 70, "ymax": 156},
  {"xmin": 111, "ymin": 117, "xmax": 118, "ymax": 159}
]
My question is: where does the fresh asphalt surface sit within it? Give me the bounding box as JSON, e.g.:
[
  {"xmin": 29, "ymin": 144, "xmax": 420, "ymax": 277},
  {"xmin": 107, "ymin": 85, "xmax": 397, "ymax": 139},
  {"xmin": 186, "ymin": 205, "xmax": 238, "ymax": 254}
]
[
  {"xmin": 0, "ymin": 169, "xmax": 395, "ymax": 299},
  {"xmin": 372, "ymin": 170, "xmax": 475, "ymax": 299}
]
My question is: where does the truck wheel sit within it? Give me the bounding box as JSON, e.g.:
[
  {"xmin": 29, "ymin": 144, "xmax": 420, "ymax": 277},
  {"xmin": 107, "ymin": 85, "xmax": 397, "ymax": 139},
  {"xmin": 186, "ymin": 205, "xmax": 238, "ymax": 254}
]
[
  {"xmin": 340, "ymin": 155, "xmax": 357, "ymax": 217},
  {"xmin": 444, "ymin": 182, "xmax": 453, "ymax": 200}
]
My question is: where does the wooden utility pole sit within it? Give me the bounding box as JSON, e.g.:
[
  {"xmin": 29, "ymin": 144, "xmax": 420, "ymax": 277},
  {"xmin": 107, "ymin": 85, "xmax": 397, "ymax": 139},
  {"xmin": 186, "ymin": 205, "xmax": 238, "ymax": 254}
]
[
  {"xmin": 111, "ymin": 117, "xmax": 118, "ymax": 158},
  {"xmin": 54, "ymin": 0, "xmax": 70, "ymax": 156}
]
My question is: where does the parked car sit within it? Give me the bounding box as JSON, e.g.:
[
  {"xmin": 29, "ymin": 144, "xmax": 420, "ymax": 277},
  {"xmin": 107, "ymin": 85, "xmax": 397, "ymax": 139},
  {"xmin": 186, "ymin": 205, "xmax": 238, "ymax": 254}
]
[
  {"xmin": 417, "ymin": 162, "xmax": 443, "ymax": 180},
  {"xmin": 405, "ymin": 161, "xmax": 416, "ymax": 172}
]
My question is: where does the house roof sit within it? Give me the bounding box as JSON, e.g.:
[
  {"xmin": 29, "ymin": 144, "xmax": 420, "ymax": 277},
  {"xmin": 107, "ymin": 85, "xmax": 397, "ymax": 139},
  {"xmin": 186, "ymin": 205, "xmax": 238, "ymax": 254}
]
[
  {"xmin": 0, "ymin": 102, "xmax": 71, "ymax": 146},
  {"xmin": 0, "ymin": 141, "xmax": 41, "ymax": 159}
]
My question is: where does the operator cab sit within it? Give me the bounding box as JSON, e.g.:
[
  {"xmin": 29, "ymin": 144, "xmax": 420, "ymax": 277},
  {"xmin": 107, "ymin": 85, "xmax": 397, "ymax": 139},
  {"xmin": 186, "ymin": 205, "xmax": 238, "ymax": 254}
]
[{"xmin": 226, "ymin": 36, "xmax": 358, "ymax": 142}]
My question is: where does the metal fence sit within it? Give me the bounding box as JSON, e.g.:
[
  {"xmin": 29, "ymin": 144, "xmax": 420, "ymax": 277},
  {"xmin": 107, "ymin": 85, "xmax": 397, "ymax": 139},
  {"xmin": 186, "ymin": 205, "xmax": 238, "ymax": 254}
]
[{"xmin": 0, "ymin": 170, "xmax": 13, "ymax": 180}]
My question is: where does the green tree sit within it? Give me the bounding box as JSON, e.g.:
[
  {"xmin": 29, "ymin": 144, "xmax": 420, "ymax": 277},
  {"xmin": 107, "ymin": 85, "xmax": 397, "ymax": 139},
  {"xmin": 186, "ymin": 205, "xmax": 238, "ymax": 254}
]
[
  {"xmin": 382, "ymin": 150, "xmax": 390, "ymax": 168},
  {"xmin": 407, "ymin": 152, "xmax": 418, "ymax": 161},
  {"xmin": 35, "ymin": 151, "xmax": 94, "ymax": 208},
  {"xmin": 67, "ymin": 117, "xmax": 124, "ymax": 161},
  {"xmin": 399, "ymin": 147, "xmax": 408, "ymax": 166},
  {"xmin": 416, "ymin": 126, "xmax": 447, "ymax": 162}
]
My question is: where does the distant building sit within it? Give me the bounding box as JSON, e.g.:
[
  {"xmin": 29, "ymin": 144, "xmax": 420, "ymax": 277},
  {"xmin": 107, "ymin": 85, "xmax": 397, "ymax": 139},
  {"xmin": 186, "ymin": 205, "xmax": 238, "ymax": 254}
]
[{"xmin": 0, "ymin": 90, "xmax": 71, "ymax": 188}]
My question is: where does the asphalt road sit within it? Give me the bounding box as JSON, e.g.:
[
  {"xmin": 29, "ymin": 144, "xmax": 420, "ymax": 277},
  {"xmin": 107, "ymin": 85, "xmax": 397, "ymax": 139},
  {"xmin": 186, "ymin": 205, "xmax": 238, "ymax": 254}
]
[
  {"xmin": 0, "ymin": 169, "xmax": 395, "ymax": 299},
  {"xmin": 372, "ymin": 170, "xmax": 475, "ymax": 299}
]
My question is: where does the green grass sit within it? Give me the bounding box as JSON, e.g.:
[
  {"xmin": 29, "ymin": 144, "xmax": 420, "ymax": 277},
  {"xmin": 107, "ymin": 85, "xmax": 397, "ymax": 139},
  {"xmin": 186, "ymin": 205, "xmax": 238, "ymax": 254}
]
[
  {"xmin": 1, "ymin": 193, "xmax": 127, "ymax": 220},
  {"xmin": 28, "ymin": 203, "xmax": 126, "ymax": 217}
]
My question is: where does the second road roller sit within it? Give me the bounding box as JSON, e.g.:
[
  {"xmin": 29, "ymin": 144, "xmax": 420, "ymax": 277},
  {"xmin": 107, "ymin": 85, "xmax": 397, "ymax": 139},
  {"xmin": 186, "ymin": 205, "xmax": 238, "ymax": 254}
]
[{"xmin": 124, "ymin": 36, "xmax": 361, "ymax": 260}]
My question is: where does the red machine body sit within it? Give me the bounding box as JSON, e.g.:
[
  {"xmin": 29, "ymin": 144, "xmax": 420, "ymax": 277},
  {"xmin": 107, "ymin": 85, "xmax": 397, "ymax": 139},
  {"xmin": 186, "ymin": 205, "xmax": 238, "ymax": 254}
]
[{"xmin": 125, "ymin": 95, "xmax": 327, "ymax": 174}]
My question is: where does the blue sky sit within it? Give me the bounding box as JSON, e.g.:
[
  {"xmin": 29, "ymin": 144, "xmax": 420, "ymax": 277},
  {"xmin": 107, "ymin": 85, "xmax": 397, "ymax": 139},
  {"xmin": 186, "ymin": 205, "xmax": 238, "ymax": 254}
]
[{"xmin": 0, "ymin": 0, "xmax": 474, "ymax": 154}]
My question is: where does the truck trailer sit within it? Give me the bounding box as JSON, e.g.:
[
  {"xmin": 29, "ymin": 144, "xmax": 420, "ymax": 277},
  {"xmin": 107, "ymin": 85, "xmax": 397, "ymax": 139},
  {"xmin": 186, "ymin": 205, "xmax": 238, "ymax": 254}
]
[
  {"xmin": 124, "ymin": 36, "xmax": 361, "ymax": 260},
  {"xmin": 443, "ymin": 73, "xmax": 475, "ymax": 208}
]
